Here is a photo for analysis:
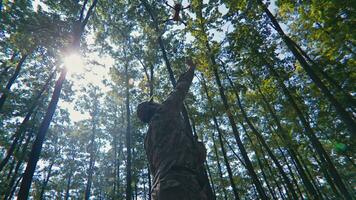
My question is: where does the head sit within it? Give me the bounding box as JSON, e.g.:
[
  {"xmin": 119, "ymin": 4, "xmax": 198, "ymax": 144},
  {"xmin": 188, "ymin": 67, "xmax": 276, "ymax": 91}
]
[{"xmin": 137, "ymin": 101, "xmax": 161, "ymax": 123}]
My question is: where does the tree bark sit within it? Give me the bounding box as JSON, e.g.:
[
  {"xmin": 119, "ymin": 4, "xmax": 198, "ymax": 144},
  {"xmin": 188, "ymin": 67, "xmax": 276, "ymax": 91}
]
[
  {"xmin": 125, "ymin": 60, "xmax": 132, "ymax": 200},
  {"xmin": 212, "ymin": 134, "xmax": 229, "ymax": 200},
  {"xmin": 258, "ymin": 0, "xmax": 356, "ymax": 136},
  {"xmin": 266, "ymin": 62, "xmax": 351, "ymax": 199},
  {"xmin": 222, "ymin": 65, "xmax": 298, "ymax": 199},
  {"xmin": 64, "ymin": 168, "xmax": 73, "ymax": 200},
  {"xmin": 0, "ymin": 70, "xmax": 55, "ymax": 172},
  {"xmin": 249, "ymin": 73, "xmax": 321, "ymax": 198},
  {"xmin": 17, "ymin": 68, "xmax": 67, "ymax": 200},
  {"xmin": 0, "ymin": 54, "xmax": 28, "ymax": 112},
  {"xmin": 208, "ymin": 64, "xmax": 267, "ymax": 199},
  {"xmin": 39, "ymin": 161, "xmax": 54, "ymax": 200}
]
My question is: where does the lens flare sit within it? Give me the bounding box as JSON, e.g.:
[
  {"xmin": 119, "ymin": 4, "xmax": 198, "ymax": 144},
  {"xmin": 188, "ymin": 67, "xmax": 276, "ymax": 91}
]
[{"xmin": 63, "ymin": 53, "xmax": 85, "ymax": 75}]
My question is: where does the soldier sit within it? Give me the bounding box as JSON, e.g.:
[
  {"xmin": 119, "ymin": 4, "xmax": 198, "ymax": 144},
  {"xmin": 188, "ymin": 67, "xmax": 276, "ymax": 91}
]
[{"xmin": 137, "ymin": 59, "xmax": 208, "ymax": 200}]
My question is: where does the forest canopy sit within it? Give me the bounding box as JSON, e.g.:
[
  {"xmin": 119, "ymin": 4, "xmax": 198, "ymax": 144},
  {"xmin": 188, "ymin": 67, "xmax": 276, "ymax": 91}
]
[{"xmin": 0, "ymin": 0, "xmax": 355, "ymax": 199}]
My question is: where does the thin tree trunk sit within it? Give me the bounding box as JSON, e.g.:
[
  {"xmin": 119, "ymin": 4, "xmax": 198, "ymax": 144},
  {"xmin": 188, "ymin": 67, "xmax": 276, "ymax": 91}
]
[
  {"xmin": 201, "ymin": 75, "xmax": 240, "ymax": 199},
  {"xmin": 245, "ymin": 132, "xmax": 278, "ymax": 200},
  {"xmin": 0, "ymin": 54, "xmax": 28, "ymax": 112},
  {"xmin": 64, "ymin": 168, "xmax": 73, "ymax": 200},
  {"xmin": 7, "ymin": 174, "xmax": 23, "ymax": 200},
  {"xmin": 125, "ymin": 60, "xmax": 132, "ymax": 200},
  {"xmin": 249, "ymin": 72, "xmax": 321, "ymax": 198},
  {"xmin": 205, "ymin": 63, "xmax": 267, "ymax": 198},
  {"xmin": 216, "ymin": 126, "xmax": 240, "ymax": 200},
  {"xmin": 205, "ymin": 161, "xmax": 217, "ymax": 198},
  {"xmin": 85, "ymin": 100, "xmax": 99, "ymax": 200},
  {"xmin": 147, "ymin": 164, "xmax": 151, "ymax": 200},
  {"xmin": 17, "ymin": 68, "xmax": 67, "ymax": 200},
  {"xmin": 211, "ymin": 67, "xmax": 267, "ymax": 198},
  {"xmin": 258, "ymin": 0, "xmax": 356, "ymax": 137},
  {"xmin": 266, "ymin": 62, "xmax": 350, "ymax": 198},
  {"xmin": 39, "ymin": 161, "xmax": 54, "ymax": 200},
  {"xmin": 259, "ymin": 147, "xmax": 286, "ymax": 200},
  {"xmin": 212, "ymin": 135, "xmax": 229, "ymax": 200},
  {"xmin": 222, "ymin": 65, "xmax": 298, "ymax": 199},
  {"xmin": 0, "ymin": 70, "xmax": 55, "ymax": 172},
  {"xmin": 4, "ymin": 120, "xmax": 36, "ymax": 199},
  {"xmin": 277, "ymin": 147, "xmax": 304, "ymax": 199},
  {"xmin": 84, "ymin": 151, "xmax": 95, "ymax": 200}
]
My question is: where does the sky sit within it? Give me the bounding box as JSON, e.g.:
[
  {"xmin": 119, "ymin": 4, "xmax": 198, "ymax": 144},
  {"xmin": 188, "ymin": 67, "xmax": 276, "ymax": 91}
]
[{"xmin": 58, "ymin": 43, "xmax": 114, "ymax": 122}]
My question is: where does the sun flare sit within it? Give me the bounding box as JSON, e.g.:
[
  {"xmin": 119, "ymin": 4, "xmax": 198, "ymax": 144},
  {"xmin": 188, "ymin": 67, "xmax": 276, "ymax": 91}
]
[{"xmin": 63, "ymin": 53, "xmax": 85, "ymax": 75}]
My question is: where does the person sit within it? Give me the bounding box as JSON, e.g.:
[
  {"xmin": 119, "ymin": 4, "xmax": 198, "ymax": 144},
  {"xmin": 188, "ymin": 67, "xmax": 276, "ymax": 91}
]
[{"xmin": 137, "ymin": 59, "xmax": 208, "ymax": 200}]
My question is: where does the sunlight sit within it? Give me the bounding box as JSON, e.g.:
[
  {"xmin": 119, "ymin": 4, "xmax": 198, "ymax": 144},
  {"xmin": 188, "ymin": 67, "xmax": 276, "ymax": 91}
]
[{"xmin": 63, "ymin": 53, "xmax": 86, "ymax": 75}]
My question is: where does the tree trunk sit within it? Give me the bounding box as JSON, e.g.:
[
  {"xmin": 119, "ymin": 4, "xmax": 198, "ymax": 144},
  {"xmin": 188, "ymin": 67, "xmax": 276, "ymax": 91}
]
[
  {"xmin": 249, "ymin": 73, "xmax": 321, "ymax": 198},
  {"xmin": 125, "ymin": 60, "xmax": 132, "ymax": 200},
  {"xmin": 4, "ymin": 120, "xmax": 36, "ymax": 199},
  {"xmin": 222, "ymin": 65, "xmax": 298, "ymax": 199},
  {"xmin": 85, "ymin": 97, "xmax": 99, "ymax": 200},
  {"xmin": 266, "ymin": 62, "xmax": 351, "ymax": 198},
  {"xmin": 207, "ymin": 65, "xmax": 267, "ymax": 199},
  {"xmin": 0, "ymin": 54, "xmax": 28, "ymax": 112},
  {"xmin": 0, "ymin": 70, "xmax": 55, "ymax": 172},
  {"xmin": 147, "ymin": 164, "xmax": 151, "ymax": 200},
  {"xmin": 245, "ymin": 132, "xmax": 278, "ymax": 200},
  {"xmin": 204, "ymin": 161, "xmax": 217, "ymax": 198},
  {"xmin": 17, "ymin": 68, "xmax": 67, "ymax": 200},
  {"xmin": 258, "ymin": 0, "xmax": 356, "ymax": 136},
  {"xmin": 212, "ymin": 134, "xmax": 229, "ymax": 200},
  {"xmin": 64, "ymin": 168, "xmax": 73, "ymax": 200},
  {"xmin": 201, "ymin": 75, "xmax": 241, "ymax": 199},
  {"xmin": 277, "ymin": 147, "xmax": 304, "ymax": 199},
  {"xmin": 39, "ymin": 161, "xmax": 54, "ymax": 200}
]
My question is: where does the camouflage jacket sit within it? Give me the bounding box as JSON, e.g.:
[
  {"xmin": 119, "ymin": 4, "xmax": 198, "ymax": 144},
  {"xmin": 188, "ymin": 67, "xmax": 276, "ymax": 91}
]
[{"xmin": 144, "ymin": 66, "xmax": 206, "ymax": 193}]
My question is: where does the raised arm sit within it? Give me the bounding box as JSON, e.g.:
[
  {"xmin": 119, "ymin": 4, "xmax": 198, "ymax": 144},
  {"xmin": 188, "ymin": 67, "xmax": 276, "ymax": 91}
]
[{"xmin": 162, "ymin": 59, "xmax": 196, "ymax": 112}]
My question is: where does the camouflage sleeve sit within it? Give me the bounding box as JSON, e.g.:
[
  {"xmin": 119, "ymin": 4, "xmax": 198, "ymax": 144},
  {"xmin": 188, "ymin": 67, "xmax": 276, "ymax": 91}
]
[{"xmin": 162, "ymin": 64, "xmax": 196, "ymax": 112}]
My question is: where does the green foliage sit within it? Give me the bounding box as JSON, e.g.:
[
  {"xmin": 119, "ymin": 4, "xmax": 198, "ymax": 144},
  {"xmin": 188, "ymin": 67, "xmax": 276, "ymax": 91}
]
[{"xmin": 0, "ymin": 0, "xmax": 354, "ymax": 199}]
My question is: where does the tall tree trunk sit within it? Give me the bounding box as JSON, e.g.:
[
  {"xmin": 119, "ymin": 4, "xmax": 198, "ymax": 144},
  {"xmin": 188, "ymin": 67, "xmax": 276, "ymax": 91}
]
[
  {"xmin": 205, "ymin": 161, "xmax": 217, "ymax": 198},
  {"xmin": 84, "ymin": 149, "xmax": 95, "ymax": 200},
  {"xmin": 85, "ymin": 97, "xmax": 99, "ymax": 200},
  {"xmin": 205, "ymin": 66, "xmax": 267, "ymax": 199},
  {"xmin": 64, "ymin": 168, "xmax": 73, "ymax": 200},
  {"xmin": 0, "ymin": 54, "xmax": 28, "ymax": 112},
  {"xmin": 258, "ymin": 0, "xmax": 356, "ymax": 136},
  {"xmin": 125, "ymin": 61, "xmax": 132, "ymax": 200},
  {"xmin": 4, "ymin": 119, "xmax": 36, "ymax": 199},
  {"xmin": 277, "ymin": 147, "xmax": 304, "ymax": 199},
  {"xmin": 259, "ymin": 145, "xmax": 286, "ymax": 200},
  {"xmin": 249, "ymin": 73, "xmax": 321, "ymax": 198},
  {"xmin": 39, "ymin": 161, "xmax": 54, "ymax": 200},
  {"xmin": 0, "ymin": 70, "xmax": 55, "ymax": 172},
  {"xmin": 222, "ymin": 65, "xmax": 298, "ymax": 199},
  {"xmin": 217, "ymin": 129, "xmax": 240, "ymax": 200},
  {"xmin": 245, "ymin": 132, "xmax": 278, "ymax": 200},
  {"xmin": 147, "ymin": 164, "xmax": 151, "ymax": 200},
  {"xmin": 212, "ymin": 134, "xmax": 229, "ymax": 200},
  {"xmin": 0, "ymin": 53, "xmax": 17, "ymax": 79},
  {"xmin": 17, "ymin": 68, "xmax": 67, "ymax": 200},
  {"xmin": 266, "ymin": 62, "xmax": 351, "ymax": 199},
  {"xmin": 201, "ymin": 75, "xmax": 241, "ymax": 199},
  {"xmin": 193, "ymin": 2, "xmax": 266, "ymax": 196}
]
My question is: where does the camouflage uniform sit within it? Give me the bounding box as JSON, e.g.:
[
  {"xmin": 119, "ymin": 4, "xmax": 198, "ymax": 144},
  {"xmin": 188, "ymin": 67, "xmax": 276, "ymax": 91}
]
[{"xmin": 144, "ymin": 66, "xmax": 208, "ymax": 200}]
